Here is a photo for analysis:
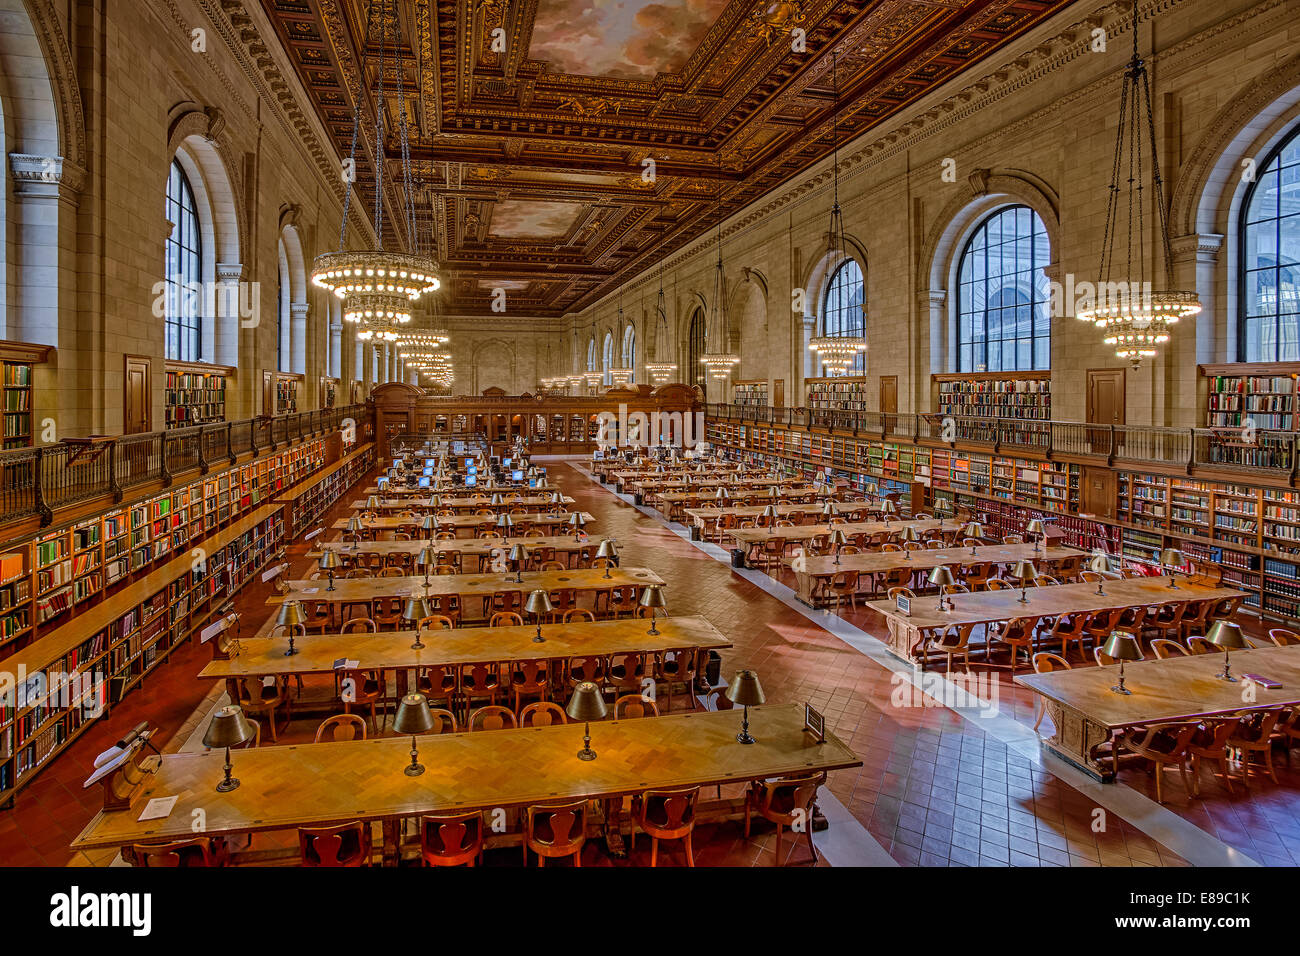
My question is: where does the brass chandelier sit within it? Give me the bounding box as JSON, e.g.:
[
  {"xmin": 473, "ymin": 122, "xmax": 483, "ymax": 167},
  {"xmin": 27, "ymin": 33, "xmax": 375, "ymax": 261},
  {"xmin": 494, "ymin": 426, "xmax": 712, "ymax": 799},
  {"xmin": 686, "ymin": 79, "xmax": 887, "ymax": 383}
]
[
  {"xmin": 644, "ymin": 266, "xmax": 678, "ymax": 384},
  {"xmin": 807, "ymin": 49, "xmax": 866, "ymax": 376},
  {"xmin": 1075, "ymin": 0, "xmax": 1200, "ymax": 366},
  {"xmin": 310, "ymin": 0, "xmax": 439, "ymax": 341},
  {"xmin": 699, "ymin": 163, "xmax": 739, "ymax": 384},
  {"xmin": 607, "ymin": 283, "xmax": 634, "ymax": 386}
]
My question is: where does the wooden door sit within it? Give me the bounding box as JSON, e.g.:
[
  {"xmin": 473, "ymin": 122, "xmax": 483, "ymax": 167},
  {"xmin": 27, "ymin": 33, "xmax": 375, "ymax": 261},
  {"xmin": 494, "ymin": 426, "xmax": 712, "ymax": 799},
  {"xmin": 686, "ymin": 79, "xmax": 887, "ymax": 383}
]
[
  {"xmin": 880, "ymin": 376, "xmax": 898, "ymax": 432},
  {"xmin": 1081, "ymin": 466, "xmax": 1117, "ymax": 520},
  {"xmin": 263, "ymin": 370, "xmax": 274, "ymax": 416},
  {"xmin": 1086, "ymin": 368, "xmax": 1125, "ymax": 453},
  {"xmin": 124, "ymin": 356, "xmax": 150, "ymax": 434},
  {"xmin": 773, "ymin": 379, "xmax": 785, "ymax": 408}
]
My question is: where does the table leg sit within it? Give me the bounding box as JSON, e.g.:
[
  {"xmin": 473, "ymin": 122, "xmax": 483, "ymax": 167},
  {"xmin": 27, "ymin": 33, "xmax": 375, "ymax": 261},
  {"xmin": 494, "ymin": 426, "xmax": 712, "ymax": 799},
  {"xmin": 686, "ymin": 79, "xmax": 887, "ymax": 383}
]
[
  {"xmin": 381, "ymin": 817, "xmax": 400, "ymax": 866},
  {"xmin": 602, "ymin": 797, "xmax": 627, "ymax": 858}
]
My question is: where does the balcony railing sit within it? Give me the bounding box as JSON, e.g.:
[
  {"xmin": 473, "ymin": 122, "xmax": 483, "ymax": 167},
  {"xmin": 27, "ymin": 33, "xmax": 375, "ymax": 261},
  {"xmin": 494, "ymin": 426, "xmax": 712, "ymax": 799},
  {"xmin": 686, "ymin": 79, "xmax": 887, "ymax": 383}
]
[
  {"xmin": 0, "ymin": 404, "xmax": 369, "ymax": 527},
  {"xmin": 705, "ymin": 403, "xmax": 1299, "ymax": 483}
]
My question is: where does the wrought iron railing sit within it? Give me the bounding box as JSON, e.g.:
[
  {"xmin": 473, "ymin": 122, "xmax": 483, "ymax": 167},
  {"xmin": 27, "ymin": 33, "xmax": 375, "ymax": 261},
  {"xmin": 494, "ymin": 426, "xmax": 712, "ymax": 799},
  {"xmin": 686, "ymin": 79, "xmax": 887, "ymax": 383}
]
[
  {"xmin": 0, "ymin": 404, "xmax": 369, "ymax": 526},
  {"xmin": 705, "ymin": 403, "xmax": 1299, "ymax": 484}
]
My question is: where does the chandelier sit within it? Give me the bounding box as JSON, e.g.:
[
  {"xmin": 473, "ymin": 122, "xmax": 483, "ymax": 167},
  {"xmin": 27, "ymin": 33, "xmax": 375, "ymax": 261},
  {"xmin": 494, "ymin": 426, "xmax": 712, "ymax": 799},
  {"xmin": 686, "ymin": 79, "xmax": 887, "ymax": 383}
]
[
  {"xmin": 807, "ymin": 49, "xmax": 866, "ymax": 376},
  {"xmin": 607, "ymin": 283, "xmax": 634, "ymax": 386},
  {"xmin": 310, "ymin": 0, "xmax": 439, "ymax": 339},
  {"xmin": 645, "ymin": 265, "xmax": 678, "ymax": 385},
  {"xmin": 1075, "ymin": 0, "xmax": 1200, "ymax": 367},
  {"xmin": 699, "ymin": 162, "xmax": 739, "ymax": 384}
]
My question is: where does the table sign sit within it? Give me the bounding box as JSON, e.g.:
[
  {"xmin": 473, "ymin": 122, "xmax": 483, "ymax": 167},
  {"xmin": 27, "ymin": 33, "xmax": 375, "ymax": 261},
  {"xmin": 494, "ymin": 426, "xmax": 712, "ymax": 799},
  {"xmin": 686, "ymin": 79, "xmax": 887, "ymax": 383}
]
[
  {"xmin": 896, "ymin": 592, "xmax": 911, "ymax": 616},
  {"xmin": 803, "ymin": 703, "xmax": 825, "ymax": 743},
  {"xmin": 138, "ymin": 795, "xmax": 178, "ymax": 822},
  {"xmin": 1243, "ymin": 674, "xmax": 1282, "ymax": 689}
]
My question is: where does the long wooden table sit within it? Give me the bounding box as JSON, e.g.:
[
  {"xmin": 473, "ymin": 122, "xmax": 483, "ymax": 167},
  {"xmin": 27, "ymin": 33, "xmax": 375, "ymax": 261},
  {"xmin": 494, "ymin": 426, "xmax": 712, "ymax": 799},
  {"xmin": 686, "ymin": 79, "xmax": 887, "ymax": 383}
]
[
  {"xmin": 363, "ymin": 483, "xmax": 563, "ymax": 496},
  {"xmin": 1016, "ymin": 645, "xmax": 1300, "ymax": 780},
  {"xmin": 869, "ymin": 576, "xmax": 1245, "ymax": 664},
  {"xmin": 720, "ymin": 517, "xmax": 947, "ymax": 551},
  {"xmin": 684, "ymin": 506, "xmax": 903, "ymax": 542},
  {"xmin": 785, "ymin": 544, "xmax": 1082, "ymax": 604},
  {"xmin": 331, "ymin": 512, "xmax": 594, "ymax": 537},
  {"xmin": 311, "ymin": 534, "xmax": 607, "ymax": 572},
  {"xmin": 349, "ymin": 495, "xmax": 574, "ymax": 513},
  {"xmin": 70, "ymin": 703, "xmax": 862, "ymax": 864}
]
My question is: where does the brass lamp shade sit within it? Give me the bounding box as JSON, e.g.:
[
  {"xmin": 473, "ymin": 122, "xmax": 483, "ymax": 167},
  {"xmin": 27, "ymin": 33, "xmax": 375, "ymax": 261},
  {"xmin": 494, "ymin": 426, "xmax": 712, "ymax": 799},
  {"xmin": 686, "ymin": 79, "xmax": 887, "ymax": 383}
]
[
  {"xmin": 1102, "ymin": 632, "xmax": 1142, "ymax": 661},
  {"xmin": 639, "ymin": 584, "xmax": 667, "ymax": 610},
  {"xmin": 928, "ymin": 566, "xmax": 955, "ymax": 589},
  {"xmin": 568, "ymin": 513, "xmax": 586, "ymax": 528},
  {"xmin": 1025, "ymin": 519, "xmax": 1045, "ymax": 537},
  {"xmin": 726, "ymin": 670, "xmax": 766, "ymax": 707},
  {"xmin": 829, "ymin": 528, "xmax": 849, "ymax": 547},
  {"xmin": 490, "ymin": 493, "xmax": 504, "ymax": 505},
  {"xmin": 1011, "ymin": 560, "xmax": 1037, "ymax": 582},
  {"xmin": 509, "ymin": 543, "xmax": 529, "ymax": 563},
  {"xmin": 276, "ymin": 601, "xmax": 307, "ymax": 628},
  {"xmin": 430, "ymin": 495, "xmax": 443, "ymax": 508},
  {"xmin": 420, "ymin": 515, "xmax": 438, "ymax": 532},
  {"xmin": 318, "ymin": 550, "xmax": 341, "ymax": 570},
  {"xmin": 960, "ymin": 521, "xmax": 983, "ymax": 539},
  {"xmin": 1089, "ymin": 552, "xmax": 1114, "ymax": 574},
  {"xmin": 879, "ymin": 500, "xmax": 896, "ymax": 515},
  {"xmin": 761, "ymin": 505, "xmax": 778, "ymax": 517},
  {"xmin": 550, "ymin": 492, "xmax": 564, "ymax": 503},
  {"xmin": 1159, "ymin": 548, "xmax": 1185, "ymax": 568},
  {"xmin": 416, "ymin": 546, "xmax": 439, "ymax": 568},
  {"xmin": 204, "ymin": 705, "xmax": 255, "ymax": 750},
  {"xmin": 497, "ymin": 514, "xmax": 515, "ymax": 529},
  {"xmin": 346, "ymin": 517, "xmax": 365, "ymax": 533},
  {"xmin": 822, "ymin": 502, "xmax": 836, "ymax": 516},
  {"xmin": 715, "ymin": 488, "xmax": 729, "ymax": 500},
  {"xmin": 596, "ymin": 539, "xmax": 618, "ymax": 560},
  {"xmin": 403, "ymin": 596, "xmax": 434, "ymax": 623},
  {"xmin": 899, "ymin": 527, "xmax": 920, "ymax": 543},
  {"xmin": 366, "ymin": 495, "xmax": 382, "ymax": 510},
  {"xmin": 1206, "ymin": 620, "xmax": 1247, "ymax": 649},
  {"xmin": 525, "ymin": 589, "xmax": 554, "ymax": 616},
  {"xmin": 393, "ymin": 693, "xmax": 435, "ymax": 735},
  {"xmin": 567, "ymin": 682, "xmax": 608, "ymax": 729}
]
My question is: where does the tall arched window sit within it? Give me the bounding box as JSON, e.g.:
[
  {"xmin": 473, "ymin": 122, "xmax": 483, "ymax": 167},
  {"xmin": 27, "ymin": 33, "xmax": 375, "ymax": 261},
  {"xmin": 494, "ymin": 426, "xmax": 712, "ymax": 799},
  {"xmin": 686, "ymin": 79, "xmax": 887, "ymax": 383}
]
[
  {"xmin": 622, "ymin": 325, "xmax": 636, "ymax": 383},
  {"xmin": 687, "ymin": 306, "xmax": 706, "ymax": 397},
  {"xmin": 277, "ymin": 239, "xmax": 291, "ymax": 372},
  {"xmin": 586, "ymin": 336, "xmax": 596, "ymax": 371},
  {"xmin": 955, "ymin": 205, "xmax": 1050, "ymax": 372},
  {"xmin": 1240, "ymin": 127, "xmax": 1300, "ymax": 361},
  {"xmin": 822, "ymin": 258, "xmax": 865, "ymax": 374},
  {"xmin": 602, "ymin": 332, "xmax": 614, "ymax": 386},
  {"xmin": 164, "ymin": 160, "xmax": 202, "ymax": 361}
]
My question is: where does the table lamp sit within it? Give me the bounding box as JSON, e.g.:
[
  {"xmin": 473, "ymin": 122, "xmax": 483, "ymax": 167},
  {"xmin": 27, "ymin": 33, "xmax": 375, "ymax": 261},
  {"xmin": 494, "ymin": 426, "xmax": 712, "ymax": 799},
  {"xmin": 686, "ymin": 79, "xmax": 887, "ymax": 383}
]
[
  {"xmin": 762, "ymin": 504, "xmax": 779, "ymax": 528},
  {"xmin": 726, "ymin": 670, "xmax": 766, "ymax": 744},
  {"xmin": 1159, "ymin": 548, "xmax": 1185, "ymax": 589},
  {"xmin": 596, "ymin": 539, "xmax": 618, "ymax": 579},
  {"xmin": 366, "ymin": 495, "xmax": 382, "ymax": 511},
  {"xmin": 525, "ymin": 589, "xmax": 553, "ymax": 642},
  {"xmin": 715, "ymin": 487, "xmax": 729, "ymax": 502},
  {"xmin": 639, "ymin": 584, "xmax": 667, "ymax": 635},
  {"xmin": 1025, "ymin": 519, "xmax": 1045, "ymax": 552},
  {"xmin": 829, "ymin": 528, "xmax": 849, "ymax": 566},
  {"xmin": 416, "ymin": 545, "xmax": 439, "ymax": 586},
  {"xmin": 960, "ymin": 521, "xmax": 984, "ymax": 556},
  {"xmin": 1102, "ymin": 632, "xmax": 1142, "ymax": 695},
  {"xmin": 275, "ymin": 600, "xmax": 306, "ymax": 656},
  {"xmin": 1011, "ymin": 559, "xmax": 1036, "ymax": 603},
  {"xmin": 203, "ymin": 705, "xmax": 255, "ymax": 792},
  {"xmin": 393, "ymin": 693, "xmax": 435, "ymax": 775},
  {"xmin": 420, "ymin": 514, "xmax": 438, "ymax": 538},
  {"xmin": 346, "ymin": 516, "xmax": 365, "ymax": 550},
  {"xmin": 568, "ymin": 512, "xmax": 586, "ymax": 540},
  {"xmin": 1089, "ymin": 552, "xmax": 1113, "ymax": 594},
  {"xmin": 490, "ymin": 492, "xmax": 504, "ymax": 506},
  {"xmin": 899, "ymin": 526, "xmax": 919, "ymax": 560},
  {"xmin": 934, "ymin": 499, "xmax": 952, "ymax": 530},
  {"xmin": 551, "ymin": 491, "xmax": 564, "ymax": 504},
  {"xmin": 430, "ymin": 494, "xmax": 443, "ymax": 509},
  {"xmin": 879, "ymin": 499, "xmax": 896, "ymax": 522},
  {"xmin": 928, "ymin": 565, "xmax": 955, "ymax": 611},
  {"xmin": 318, "ymin": 549, "xmax": 341, "ymax": 591},
  {"xmin": 822, "ymin": 501, "xmax": 836, "ymax": 520},
  {"xmin": 566, "ymin": 682, "xmax": 608, "ymax": 760},
  {"xmin": 496, "ymin": 513, "xmax": 515, "ymax": 543},
  {"xmin": 403, "ymin": 595, "xmax": 434, "ymax": 650},
  {"xmin": 1207, "ymin": 620, "xmax": 1247, "ymax": 681},
  {"xmin": 509, "ymin": 543, "xmax": 529, "ymax": 583}
]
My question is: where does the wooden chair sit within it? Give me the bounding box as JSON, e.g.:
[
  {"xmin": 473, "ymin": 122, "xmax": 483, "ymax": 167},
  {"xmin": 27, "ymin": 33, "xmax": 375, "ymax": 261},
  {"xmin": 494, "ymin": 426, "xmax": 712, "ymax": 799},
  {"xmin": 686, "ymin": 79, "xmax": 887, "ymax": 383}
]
[
  {"xmin": 128, "ymin": 838, "xmax": 228, "ymax": 867},
  {"xmin": 629, "ymin": 786, "xmax": 700, "ymax": 867},
  {"xmin": 314, "ymin": 714, "xmax": 367, "ymax": 743},
  {"xmin": 1187, "ymin": 636, "xmax": 1223, "ymax": 655},
  {"xmin": 614, "ymin": 693, "xmax": 660, "ymax": 719},
  {"xmin": 1046, "ymin": 611, "xmax": 1089, "ymax": 662},
  {"xmin": 372, "ymin": 596, "xmax": 405, "ymax": 630},
  {"xmin": 655, "ymin": 647, "xmax": 699, "ymax": 712},
  {"xmin": 297, "ymin": 822, "xmax": 373, "ymax": 867},
  {"xmin": 563, "ymin": 608, "xmax": 595, "ymax": 624},
  {"xmin": 987, "ymin": 615, "xmax": 1041, "ymax": 671},
  {"xmin": 232, "ymin": 676, "xmax": 290, "ymax": 742},
  {"xmin": 416, "ymin": 663, "xmax": 459, "ymax": 712},
  {"xmin": 510, "ymin": 659, "xmax": 551, "ymax": 713},
  {"xmin": 1095, "ymin": 643, "xmax": 1145, "ymax": 666},
  {"xmin": 606, "ymin": 651, "xmax": 648, "ymax": 700},
  {"xmin": 565, "ymin": 655, "xmax": 607, "ymax": 696},
  {"xmin": 1030, "ymin": 653, "xmax": 1071, "ymax": 731},
  {"xmin": 524, "ymin": 800, "xmax": 588, "ymax": 866},
  {"xmin": 1268, "ymin": 628, "xmax": 1300, "ymax": 647},
  {"xmin": 824, "ymin": 570, "xmax": 860, "ymax": 612},
  {"xmin": 520, "ymin": 701, "xmax": 567, "ymax": 727},
  {"xmin": 927, "ymin": 623, "xmax": 975, "ymax": 673},
  {"xmin": 1116, "ymin": 722, "xmax": 1198, "ymax": 804},
  {"xmin": 744, "ymin": 772, "xmax": 826, "ymax": 866},
  {"xmin": 1179, "ymin": 600, "xmax": 1213, "ymax": 640},
  {"xmin": 490, "ymin": 611, "xmax": 524, "ymax": 627},
  {"xmin": 1151, "ymin": 638, "xmax": 1191, "ymax": 659},
  {"xmin": 1189, "ymin": 718, "xmax": 1237, "ymax": 796},
  {"xmin": 424, "ymin": 708, "xmax": 459, "ymax": 734},
  {"xmin": 1226, "ymin": 708, "xmax": 1283, "ymax": 787},
  {"xmin": 460, "ymin": 662, "xmax": 503, "ymax": 719},
  {"xmin": 420, "ymin": 812, "xmax": 484, "ymax": 867},
  {"xmin": 468, "ymin": 705, "xmax": 518, "ymax": 732}
]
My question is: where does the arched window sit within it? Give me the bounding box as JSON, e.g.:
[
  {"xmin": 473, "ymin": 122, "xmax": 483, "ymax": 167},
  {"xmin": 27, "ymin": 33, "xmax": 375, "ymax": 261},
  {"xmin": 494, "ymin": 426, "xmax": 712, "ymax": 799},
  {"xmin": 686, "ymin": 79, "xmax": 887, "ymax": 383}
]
[
  {"xmin": 586, "ymin": 336, "xmax": 596, "ymax": 371},
  {"xmin": 687, "ymin": 306, "xmax": 706, "ymax": 397},
  {"xmin": 1240, "ymin": 127, "xmax": 1300, "ymax": 361},
  {"xmin": 622, "ymin": 325, "xmax": 636, "ymax": 383},
  {"xmin": 602, "ymin": 332, "xmax": 614, "ymax": 386},
  {"xmin": 822, "ymin": 258, "xmax": 865, "ymax": 375},
  {"xmin": 955, "ymin": 205, "xmax": 1050, "ymax": 372},
  {"xmin": 164, "ymin": 160, "xmax": 202, "ymax": 361},
  {"xmin": 277, "ymin": 239, "xmax": 291, "ymax": 372}
]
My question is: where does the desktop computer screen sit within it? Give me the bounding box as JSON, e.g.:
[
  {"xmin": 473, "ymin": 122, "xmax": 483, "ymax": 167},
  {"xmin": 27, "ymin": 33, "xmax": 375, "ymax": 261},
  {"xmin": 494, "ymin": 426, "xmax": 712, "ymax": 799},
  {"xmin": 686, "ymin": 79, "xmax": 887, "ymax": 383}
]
[
  {"xmin": 418, "ymin": 476, "xmax": 431, "ymax": 489},
  {"xmin": 528, "ymin": 478, "xmax": 539, "ymax": 489},
  {"xmin": 464, "ymin": 458, "xmax": 474, "ymax": 469},
  {"xmin": 464, "ymin": 475, "xmax": 477, "ymax": 487},
  {"xmin": 502, "ymin": 457, "xmax": 512, "ymax": 468},
  {"xmin": 511, "ymin": 470, "xmax": 523, "ymax": 482}
]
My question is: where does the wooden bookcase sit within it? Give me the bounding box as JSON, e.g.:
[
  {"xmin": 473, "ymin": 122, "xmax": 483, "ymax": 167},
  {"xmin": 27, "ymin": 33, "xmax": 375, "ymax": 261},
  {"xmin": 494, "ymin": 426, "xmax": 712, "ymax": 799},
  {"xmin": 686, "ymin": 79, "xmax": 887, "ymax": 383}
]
[
  {"xmin": 0, "ymin": 341, "xmax": 53, "ymax": 450},
  {"xmin": 164, "ymin": 361, "xmax": 230, "ymax": 429},
  {"xmin": 1199, "ymin": 362, "xmax": 1300, "ymax": 470},
  {"xmin": 733, "ymin": 380, "xmax": 768, "ymax": 407},
  {"xmin": 0, "ymin": 436, "xmax": 376, "ymax": 804},
  {"xmin": 805, "ymin": 376, "xmax": 869, "ymax": 412},
  {"xmin": 274, "ymin": 373, "xmax": 303, "ymax": 416},
  {"xmin": 932, "ymin": 370, "xmax": 1051, "ymax": 421},
  {"xmin": 320, "ymin": 376, "xmax": 339, "ymax": 410}
]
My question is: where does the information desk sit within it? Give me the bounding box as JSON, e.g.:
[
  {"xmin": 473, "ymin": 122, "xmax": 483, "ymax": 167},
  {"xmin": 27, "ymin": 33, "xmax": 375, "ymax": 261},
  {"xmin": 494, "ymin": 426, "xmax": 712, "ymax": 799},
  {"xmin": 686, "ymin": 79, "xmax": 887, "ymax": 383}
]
[
  {"xmin": 71, "ymin": 703, "xmax": 862, "ymax": 864},
  {"xmin": 1016, "ymin": 645, "xmax": 1300, "ymax": 780}
]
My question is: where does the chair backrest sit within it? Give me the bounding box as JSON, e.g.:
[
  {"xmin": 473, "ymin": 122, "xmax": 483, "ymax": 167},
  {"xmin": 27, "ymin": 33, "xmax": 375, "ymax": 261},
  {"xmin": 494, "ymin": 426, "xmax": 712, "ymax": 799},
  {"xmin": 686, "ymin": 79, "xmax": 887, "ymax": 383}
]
[
  {"xmin": 1079, "ymin": 570, "xmax": 1102, "ymax": 583},
  {"xmin": 563, "ymin": 608, "xmax": 595, "ymax": 623},
  {"xmin": 419, "ymin": 614, "xmax": 455, "ymax": 632},
  {"xmin": 490, "ymin": 611, "xmax": 524, "ymax": 627},
  {"xmin": 1187, "ymin": 636, "xmax": 1224, "ymax": 655},
  {"xmin": 130, "ymin": 838, "xmax": 222, "ymax": 867},
  {"xmin": 751, "ymin": 771, "xmax": 826, "ymax": 824},
  {"xmin": 469, "ymin": 705, "xmax": 517, "ymax": 731},
  {"xmin": 1151, "ymin": 638, "xmax": 1191, "ymax": 659},
  {"xmin": 341, "ymin": 617, "xmax": 377, "ymax": 633},
  {"xmin": 420, "ymin": 811, "xmax": 483, "ymax": 863},
  {"xmin": 635, "ymin": 785, "xmax": 700, "ymax": 833},
  {"xmin": 540, "ymin": 560, "xmax": 567, "ymax": 571},
  {"xmin": 613, "ymin": 693, "xmax": 660, "ymax": 719},
  {"xmin": 520, "ymin": 701, "xmax": 568, "ymax": 727},
  {"xmin": 885, "ymin": 586, "xmax": 916, "ymax": 603},
  {"xmin": 985, "ymin": 579, "xmax": 1012, "ymax": 591},
  {"xmin": 525, "ymin": 800, "xmax": 588, "ymax": 853},
  {"xmin": 1032, "ymin": 652, "xmax": 1071, "ymax": 673},
  {"xmin": 298, "ymin": 822, "xmax": 371, "ymax": 867},
  {"xmin": 1095, "ymin": 644, "xmax": 1145, "ymax": 666},
  {"xmin": 1268, "ymin": 627, "xmax": 1300, "ymax": 647},
  {"xmin": 315, "ymin": 713, "xmax": 367, "ymax": 742},
  {"xmin": 426, "ymin": 707, "xmax": 459, "ymax": 734}
]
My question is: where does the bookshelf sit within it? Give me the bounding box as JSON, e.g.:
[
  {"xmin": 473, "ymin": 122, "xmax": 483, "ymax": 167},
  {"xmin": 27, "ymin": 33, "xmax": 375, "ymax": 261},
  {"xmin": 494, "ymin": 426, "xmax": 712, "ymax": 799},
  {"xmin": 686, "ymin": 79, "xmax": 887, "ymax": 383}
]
[
  {"xmin": 320, "ymin": 377, "xmax": 339, "ymax": 410},
  {"xmin": 275, "ymin": 441, "xmax": 376, "ymax": 538},
  {"xmin": 0, "ymin": 341, "xmax": 53, "ymax": 450},
  {"xmin": 806, "ymin": 377, "xmax": 869, "ymax": 412},
  {"xmin": 1200, "ymin": 362, "xmax": 1300, "ymax": 469},
  {"xmin": 932, "ymin": 371, "xmax": 1051, "ymax": 421},
  {"xmin": 733, "ymin": 381, "xmax": 768, "ymax": 408},
  {"xmin": 0, "ymin": 436, "xmax": 375, "ymax": 804},
  {"xmin": 164, "ymin": 361, "xmax": 230, "ymax": 429},
  {"xmin": 275, "ymin": 374, "xmax": 302, "ymax": 416}
]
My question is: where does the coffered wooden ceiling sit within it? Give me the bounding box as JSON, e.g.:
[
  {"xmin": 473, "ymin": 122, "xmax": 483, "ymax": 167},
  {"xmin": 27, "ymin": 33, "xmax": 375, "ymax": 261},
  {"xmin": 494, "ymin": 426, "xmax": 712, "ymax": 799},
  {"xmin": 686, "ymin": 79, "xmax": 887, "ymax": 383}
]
[{"xmin": 261, "ymin": 0, "xmax": 1077, "ymax": 317}]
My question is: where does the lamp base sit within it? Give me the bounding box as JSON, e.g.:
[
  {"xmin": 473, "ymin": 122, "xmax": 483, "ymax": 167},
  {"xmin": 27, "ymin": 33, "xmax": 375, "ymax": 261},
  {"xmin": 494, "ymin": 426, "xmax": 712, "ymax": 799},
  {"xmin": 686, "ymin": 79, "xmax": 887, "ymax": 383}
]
[
  {"xmin": 284, "ymin": 646, "xmax": 297, "ymax": 657},
  {"xmin": 736, "ymin": 731, "xmax": 756, "ymax": 744},
  {"xmin": 410, "ymin": 639, "xmax": 426, "ymax": 651},
  {"xmin": 405, "ymin": 763, "xmax": 426, "ymax": 776},
  {"xmin": 1217, "ymin": 669, "xmax": 1237, "ymax": 682},
  {"xmin": 216, "ymin": 776, "xmax": 240, "ymax": 793},
  {"xmin": 1109, "ymin": 683, "xmax": 1131, "ymax": 696},
  {"xmin": 576, "ymin": 747, "xmax": 597, "ymax": 761}
]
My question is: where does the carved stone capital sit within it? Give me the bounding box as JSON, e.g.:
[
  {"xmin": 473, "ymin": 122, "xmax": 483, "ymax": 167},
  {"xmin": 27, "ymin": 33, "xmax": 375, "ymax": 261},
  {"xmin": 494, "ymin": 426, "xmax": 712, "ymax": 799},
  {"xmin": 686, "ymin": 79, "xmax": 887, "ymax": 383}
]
[
  {"xmin": 8, "ymin": 154, "xmax": 84, "ymax": 199},
  {"xmin": 1170, "ymin": 233, "xmax": 1225, "ymax": 265}
]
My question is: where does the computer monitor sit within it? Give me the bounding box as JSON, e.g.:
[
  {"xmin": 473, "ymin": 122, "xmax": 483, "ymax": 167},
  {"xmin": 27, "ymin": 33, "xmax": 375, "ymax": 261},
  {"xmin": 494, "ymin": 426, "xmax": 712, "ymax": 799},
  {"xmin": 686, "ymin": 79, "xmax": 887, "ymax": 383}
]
[
  {"xmin": 502, "ymin": 457, "xmax": 512, "ymax": 468},
  {"xmin": 511, "ymin": 469, "xmax": 524, "ymax": 482},
  {"xmin": 425, "ymin": 458, "xmax": 435, "ymax": 468},
  {"xmin": 418, "ymin": 476, "xmax": 431, "ymax": 489},
  {"xmin": 528, "ymin": 478, "xmax": 540, "ymax": 489},
  {"xmin": 467, "ymin": 464, "xmax": 478, "ymax": 476},
  {"xmin": 464, "ymin": 475, "xmax": 477, "ymax": 487},
  {"xmin": 464, "ymin": 458, "xmax": 474, "ymax": 469},
  {"xmin": 422, "ymin": 467, "xmax": 434, "ymax": 477},
  {"xmin": 392, "ymin": 458, "xmax": 403, "ymax": 469}
]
